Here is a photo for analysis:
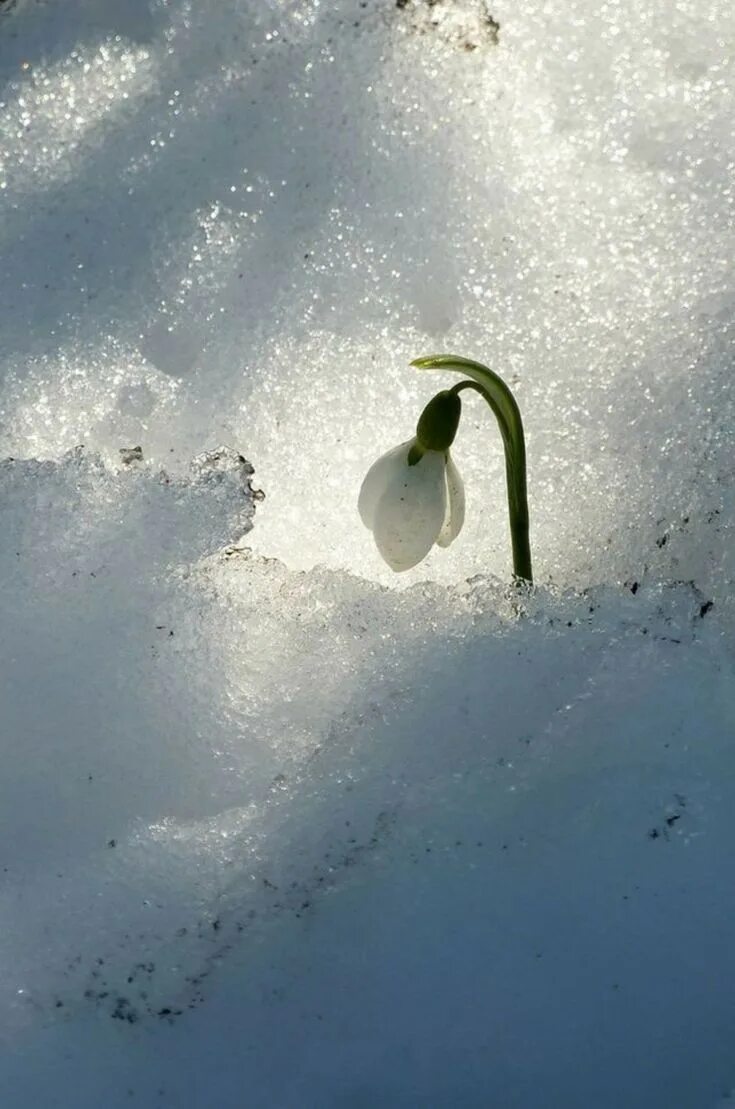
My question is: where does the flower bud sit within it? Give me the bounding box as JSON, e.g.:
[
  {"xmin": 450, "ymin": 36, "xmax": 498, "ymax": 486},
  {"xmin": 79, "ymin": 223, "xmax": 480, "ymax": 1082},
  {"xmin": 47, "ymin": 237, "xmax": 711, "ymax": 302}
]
[{"xmin": 415, "ymin": 390, "xmax": 461, "ymax": 453}]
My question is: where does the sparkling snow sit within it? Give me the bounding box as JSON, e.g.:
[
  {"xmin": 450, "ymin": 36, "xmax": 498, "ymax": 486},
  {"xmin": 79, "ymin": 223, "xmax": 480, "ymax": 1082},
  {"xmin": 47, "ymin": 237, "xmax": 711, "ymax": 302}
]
[{"xmin": 0, "ymin": 0, "xmax": 734, "ymax": 1105}]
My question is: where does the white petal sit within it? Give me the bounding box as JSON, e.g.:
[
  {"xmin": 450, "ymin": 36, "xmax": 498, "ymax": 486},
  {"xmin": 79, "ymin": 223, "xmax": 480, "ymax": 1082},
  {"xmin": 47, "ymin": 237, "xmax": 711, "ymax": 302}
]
[
  {"xmin": 436, "ymin": 452, "xmax": 465, "ymax": 548},
  {"xmin": 358, "ymin": 441, "xmax": 414, "ymax": 530},
  {"xmin": 372, "ymin": 449, "xmax": 446, "ymax": 571}
]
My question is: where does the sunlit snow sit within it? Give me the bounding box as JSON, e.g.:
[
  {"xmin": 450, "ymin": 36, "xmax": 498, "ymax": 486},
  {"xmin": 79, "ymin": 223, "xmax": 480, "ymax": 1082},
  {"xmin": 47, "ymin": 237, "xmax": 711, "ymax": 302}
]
[{"xmin": 0, "ymin": 0, "xmax": 734, "ymax": 1105}]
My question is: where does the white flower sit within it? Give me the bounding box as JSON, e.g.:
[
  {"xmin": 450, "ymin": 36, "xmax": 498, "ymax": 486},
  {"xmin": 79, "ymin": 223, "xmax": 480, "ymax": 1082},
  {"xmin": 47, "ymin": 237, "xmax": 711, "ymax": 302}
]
[{"xmin": 358, "ymin": 440, "xmax": 465, "ymax": 571}]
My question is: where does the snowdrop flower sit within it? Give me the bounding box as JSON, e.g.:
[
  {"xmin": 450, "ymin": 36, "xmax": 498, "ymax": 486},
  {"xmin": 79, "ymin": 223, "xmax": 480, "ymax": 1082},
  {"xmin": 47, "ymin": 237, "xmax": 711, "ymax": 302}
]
[
  {"xmin": 359, "ymin": 355, "xmax": 533, "ymax": 582},
  {"xmin": 359, "ymin": 389, "xmax": 464, "ymax": 572},
  {"xmin": 359, "ymin": 443, "xmax": 465, "ymax": 572}
]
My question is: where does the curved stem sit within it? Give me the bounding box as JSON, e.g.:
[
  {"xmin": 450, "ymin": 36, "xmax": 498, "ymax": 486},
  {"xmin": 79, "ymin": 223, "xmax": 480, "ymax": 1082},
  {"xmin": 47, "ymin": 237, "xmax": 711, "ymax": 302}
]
[{"xmin": 411, "ymin": 354, "xmax": 533, "ymax": 583}]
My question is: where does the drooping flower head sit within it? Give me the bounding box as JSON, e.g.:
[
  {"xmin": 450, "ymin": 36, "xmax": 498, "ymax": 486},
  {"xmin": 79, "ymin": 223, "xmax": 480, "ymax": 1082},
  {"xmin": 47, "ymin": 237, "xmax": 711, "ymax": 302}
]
[{"xmin": 359, "ymin": 390, "xmax": 465, "ymax": 571}]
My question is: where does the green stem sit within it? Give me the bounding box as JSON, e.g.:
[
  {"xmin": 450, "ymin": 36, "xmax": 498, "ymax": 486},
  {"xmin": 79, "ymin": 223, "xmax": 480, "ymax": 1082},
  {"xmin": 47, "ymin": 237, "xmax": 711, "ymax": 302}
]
[{"xmin": 411, "ymin": 354, "xmax": 533, "ymax": 584}]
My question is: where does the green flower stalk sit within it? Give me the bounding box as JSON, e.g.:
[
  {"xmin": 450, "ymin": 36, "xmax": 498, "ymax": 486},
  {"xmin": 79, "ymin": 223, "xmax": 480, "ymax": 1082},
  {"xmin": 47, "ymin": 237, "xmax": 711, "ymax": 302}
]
[{"xmin": 358, "ymin": 354, "xmax": 533, "ymax": 583}]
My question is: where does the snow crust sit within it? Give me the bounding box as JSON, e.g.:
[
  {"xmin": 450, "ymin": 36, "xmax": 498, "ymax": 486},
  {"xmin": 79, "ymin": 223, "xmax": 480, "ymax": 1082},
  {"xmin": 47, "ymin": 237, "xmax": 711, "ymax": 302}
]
[{"xmin": 0, "ymin": 0, "xmax": 734, "ymax": 1105}]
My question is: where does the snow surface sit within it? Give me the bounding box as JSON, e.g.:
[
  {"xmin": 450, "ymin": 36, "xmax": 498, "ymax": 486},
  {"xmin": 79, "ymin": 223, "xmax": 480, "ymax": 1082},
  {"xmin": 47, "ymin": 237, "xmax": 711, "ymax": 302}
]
[{"xmin": 0, "ymin": 0, "xmax": 734, "ymax": 1105}]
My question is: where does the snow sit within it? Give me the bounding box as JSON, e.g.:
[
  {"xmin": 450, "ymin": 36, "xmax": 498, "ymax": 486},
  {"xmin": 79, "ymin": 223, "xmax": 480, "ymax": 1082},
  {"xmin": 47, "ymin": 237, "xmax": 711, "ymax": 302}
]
[{"xmin": 0, "ymin": 0, "xmax": 734, "ymax": 1105}]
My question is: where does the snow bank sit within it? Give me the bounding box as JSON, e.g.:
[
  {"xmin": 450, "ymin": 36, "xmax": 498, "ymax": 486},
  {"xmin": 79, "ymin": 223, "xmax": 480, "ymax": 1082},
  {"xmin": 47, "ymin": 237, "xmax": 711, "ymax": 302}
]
[
  {"xmin": 1, "ymin": 446, "xmax": 733, "ymax": 1107},
  {"xmin": 0, "ymin": 0, "xmax": 734, "ymax": 1105}
]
